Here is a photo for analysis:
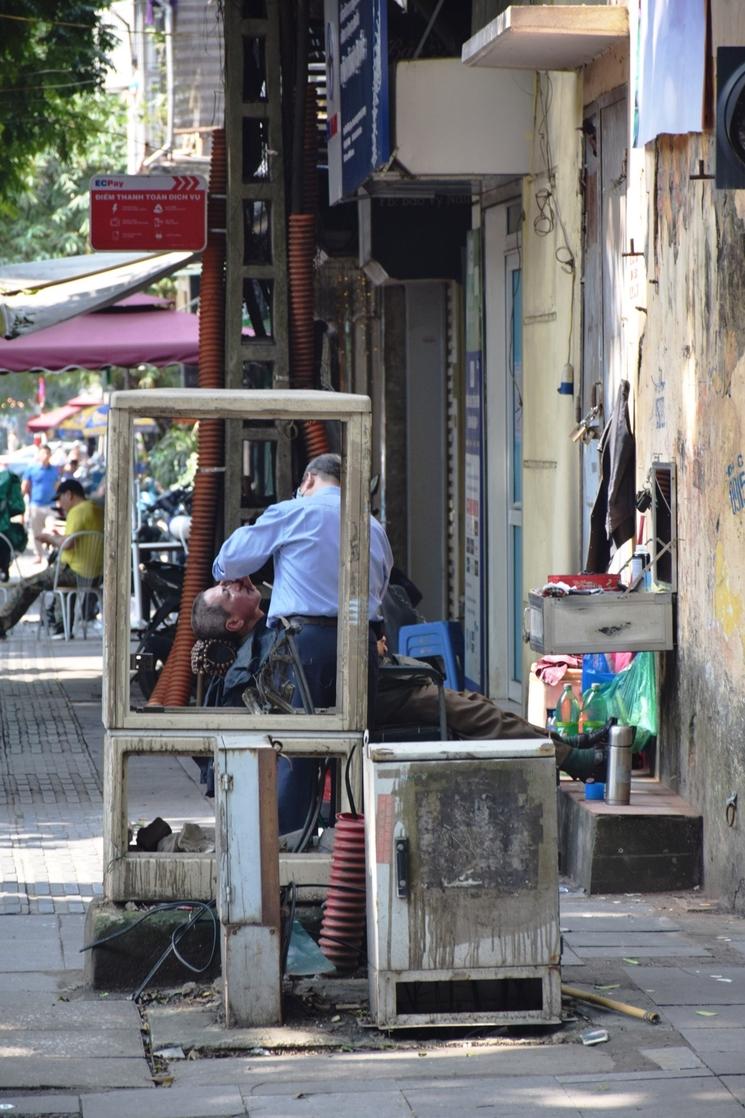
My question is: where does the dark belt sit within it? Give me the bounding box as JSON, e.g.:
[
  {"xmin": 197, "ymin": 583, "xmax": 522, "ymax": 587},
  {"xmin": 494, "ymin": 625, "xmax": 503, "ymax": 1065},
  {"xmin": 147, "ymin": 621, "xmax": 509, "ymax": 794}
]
[{"xmin": 284, "ymin": 614, "xmax": 384, "ymax": 638}]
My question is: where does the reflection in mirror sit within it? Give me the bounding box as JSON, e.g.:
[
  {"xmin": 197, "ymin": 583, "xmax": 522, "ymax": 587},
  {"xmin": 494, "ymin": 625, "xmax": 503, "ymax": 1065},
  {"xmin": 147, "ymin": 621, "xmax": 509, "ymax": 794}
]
[
  {"xmin": 130, "ymin": 418, "xmax": 196, "ymax": 709},
  {"xmin": 128, "ymin": 425, "xmax": 350, "ymax": 721}
]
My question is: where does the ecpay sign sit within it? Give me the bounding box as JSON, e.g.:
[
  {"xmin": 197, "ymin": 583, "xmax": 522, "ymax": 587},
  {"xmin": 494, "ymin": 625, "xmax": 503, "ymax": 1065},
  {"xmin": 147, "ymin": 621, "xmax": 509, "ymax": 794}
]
[{"xmin": 90, "ymin": 173, "xmax": 207, "ymax": 251}]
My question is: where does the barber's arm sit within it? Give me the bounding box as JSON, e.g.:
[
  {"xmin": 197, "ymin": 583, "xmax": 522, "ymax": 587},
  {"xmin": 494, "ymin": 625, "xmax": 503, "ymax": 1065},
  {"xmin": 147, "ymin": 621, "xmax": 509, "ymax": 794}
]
[{"xmin": 212, "ymin": 503, "xmax": 294, "ymax": 580}]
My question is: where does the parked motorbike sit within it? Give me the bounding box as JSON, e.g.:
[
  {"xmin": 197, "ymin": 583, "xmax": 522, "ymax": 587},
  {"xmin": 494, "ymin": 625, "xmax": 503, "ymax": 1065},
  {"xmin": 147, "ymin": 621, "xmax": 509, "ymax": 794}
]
[{"xmin": 132, "ymin": 559, "xmax": 183, "ymax": 699}]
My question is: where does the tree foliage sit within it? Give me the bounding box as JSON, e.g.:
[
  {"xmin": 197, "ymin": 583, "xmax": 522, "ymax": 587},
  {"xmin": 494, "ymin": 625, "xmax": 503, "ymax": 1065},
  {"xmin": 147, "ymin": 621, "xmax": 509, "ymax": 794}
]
[
  {"xmin": 1, "ymin": 95, "xmax": 127, "ymax": 263},
  {"xmin": 0, "ymin": 2, "xmax": 116, "ymax": 214}
]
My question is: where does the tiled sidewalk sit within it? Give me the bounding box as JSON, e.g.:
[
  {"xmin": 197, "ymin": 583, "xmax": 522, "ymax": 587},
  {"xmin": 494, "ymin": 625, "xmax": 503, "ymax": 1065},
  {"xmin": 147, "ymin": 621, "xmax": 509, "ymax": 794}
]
[{"xmin": 0, "ymin": 622, "xmax": 104, "ymax": 915}]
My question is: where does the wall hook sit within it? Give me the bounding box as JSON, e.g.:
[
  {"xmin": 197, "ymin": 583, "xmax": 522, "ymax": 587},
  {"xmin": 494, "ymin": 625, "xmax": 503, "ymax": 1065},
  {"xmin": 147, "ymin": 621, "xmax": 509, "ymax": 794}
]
[
  {"xmin": 690, "ymin": 159, "xmax": 714, "ymax": 181},
  {"xmin": 622, "ymin": 238, "xmax": 645, "ymax": 258}
]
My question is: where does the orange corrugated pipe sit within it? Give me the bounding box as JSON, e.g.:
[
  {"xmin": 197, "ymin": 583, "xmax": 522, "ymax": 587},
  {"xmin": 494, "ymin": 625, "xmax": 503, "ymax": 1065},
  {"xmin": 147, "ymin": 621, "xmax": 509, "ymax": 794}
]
[
  {"xmin": 149, "ymin": 130, "xmax": 226, "ymax": 707},
  {"xmin": 290, "ymin": 84, "xmax": 330, "ymax": 461}
]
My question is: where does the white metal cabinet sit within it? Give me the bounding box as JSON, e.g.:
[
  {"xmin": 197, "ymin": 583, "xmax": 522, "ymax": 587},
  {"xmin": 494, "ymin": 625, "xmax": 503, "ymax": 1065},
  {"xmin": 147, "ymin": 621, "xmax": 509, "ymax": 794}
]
[
  {"xmin": 527, "ymin": 589, "xmax": 674, "ymax": 654},
  {"xmin": 364, "ymin": 740, "xmax": 562, "ymax": 1028}
]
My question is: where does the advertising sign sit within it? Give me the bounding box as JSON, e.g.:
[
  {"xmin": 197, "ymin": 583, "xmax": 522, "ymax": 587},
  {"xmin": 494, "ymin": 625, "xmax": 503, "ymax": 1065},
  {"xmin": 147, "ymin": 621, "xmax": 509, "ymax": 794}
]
[
  {"xmin": 325, "ymin": 0, "xmax": 390, "ymax": 204},
  {"xmin": 89, "ymin": 174, "xmax": 207, "ymax": 251},
  {"xmin": 464, "ymin": 230, "xmax": 485, "ymax": 692}
]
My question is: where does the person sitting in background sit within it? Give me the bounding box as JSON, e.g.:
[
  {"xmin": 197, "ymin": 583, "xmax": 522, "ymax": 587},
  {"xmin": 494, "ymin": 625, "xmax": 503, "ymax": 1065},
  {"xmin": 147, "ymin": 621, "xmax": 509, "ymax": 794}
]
[{"xmin": 0, "ymin": 479, "xmax": 104, "ymax": 639}]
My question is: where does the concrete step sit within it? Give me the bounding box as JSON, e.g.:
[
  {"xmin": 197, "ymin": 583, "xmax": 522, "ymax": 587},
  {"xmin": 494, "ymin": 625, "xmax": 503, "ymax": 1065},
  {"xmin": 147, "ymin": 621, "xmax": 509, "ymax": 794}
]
[{"xmin": 558, "ymin": 779, "xmax": 702, "ymax": 894}]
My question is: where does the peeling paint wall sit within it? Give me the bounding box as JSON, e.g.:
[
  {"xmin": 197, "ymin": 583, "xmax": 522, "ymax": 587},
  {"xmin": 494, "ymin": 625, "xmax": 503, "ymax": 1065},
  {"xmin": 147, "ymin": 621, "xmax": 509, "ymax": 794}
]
[{"xmin": 635, "ymin": 128, "xmax": 745, "ymax": 908}]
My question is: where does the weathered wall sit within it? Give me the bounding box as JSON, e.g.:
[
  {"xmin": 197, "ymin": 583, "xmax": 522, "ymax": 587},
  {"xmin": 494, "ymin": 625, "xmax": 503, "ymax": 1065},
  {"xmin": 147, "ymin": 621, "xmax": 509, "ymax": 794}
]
[
  {"xmin": 520, "ymin": 72, "xmax": 584, "ymax": 687},
  {"xmin": 634, "ymin": 130, "xmax": 745, "ymax": 907}
]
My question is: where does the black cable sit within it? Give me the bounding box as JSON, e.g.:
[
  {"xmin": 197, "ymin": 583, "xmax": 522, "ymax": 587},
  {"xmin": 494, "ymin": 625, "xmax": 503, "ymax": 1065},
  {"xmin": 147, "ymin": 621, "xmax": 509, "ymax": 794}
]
[
  {"xmin": 79, "ymin": 899, "xmax": 219, "ymax": 1002},
  {"xmin": 344, "ymin": 741, "xmax": 359, "ymax": 818},
  {"xmin": 293, "ymin": 758, "xmax": 328, "ymax": 854},
  {"xmin": 79, "ymin": 900, "xmax": 211, "ymax": 952},
  {"xmin": 132, "ymin": 903, "xmax": 218, "ymax": 1002}
]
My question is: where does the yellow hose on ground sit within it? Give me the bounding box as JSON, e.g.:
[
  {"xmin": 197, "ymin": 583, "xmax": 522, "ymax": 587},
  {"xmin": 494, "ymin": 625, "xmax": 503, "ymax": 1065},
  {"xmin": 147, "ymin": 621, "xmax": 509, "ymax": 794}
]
[{"xmin": 562, "ymin": 983, "xmax": 661, "ymax": 1023}]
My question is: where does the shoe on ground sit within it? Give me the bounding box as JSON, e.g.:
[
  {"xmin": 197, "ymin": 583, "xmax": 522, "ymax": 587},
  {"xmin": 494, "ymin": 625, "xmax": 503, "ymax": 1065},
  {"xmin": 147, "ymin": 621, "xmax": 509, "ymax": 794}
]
[{"xmin": 50, "ymin": 626, "xmax": 66, "ymax": 640}]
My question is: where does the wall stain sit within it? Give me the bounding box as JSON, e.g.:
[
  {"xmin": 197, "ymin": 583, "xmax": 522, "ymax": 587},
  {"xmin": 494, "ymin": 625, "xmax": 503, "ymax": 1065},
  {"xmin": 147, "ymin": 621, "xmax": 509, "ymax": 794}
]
[{"xmin": 714, "ymin": 541, "xmax": 743, "ymax": 641}]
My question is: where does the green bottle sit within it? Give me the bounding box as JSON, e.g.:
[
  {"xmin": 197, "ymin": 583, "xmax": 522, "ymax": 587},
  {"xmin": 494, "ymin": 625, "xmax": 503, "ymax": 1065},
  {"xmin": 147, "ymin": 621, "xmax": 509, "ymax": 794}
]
[
  {"xmin": 555, "ymin": 683, "xmax": 580, "ymax": 739},
  {"xmin": 582, "ymin": 682, "xmax": 607, "ymax": 733}
]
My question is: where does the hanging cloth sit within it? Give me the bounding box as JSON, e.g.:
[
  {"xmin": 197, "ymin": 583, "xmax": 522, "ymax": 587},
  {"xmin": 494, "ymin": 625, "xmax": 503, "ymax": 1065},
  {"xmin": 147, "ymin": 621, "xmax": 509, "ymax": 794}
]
[{"xmin": 585, "ymin": 379, "xmax": 636, "ymax": 572}]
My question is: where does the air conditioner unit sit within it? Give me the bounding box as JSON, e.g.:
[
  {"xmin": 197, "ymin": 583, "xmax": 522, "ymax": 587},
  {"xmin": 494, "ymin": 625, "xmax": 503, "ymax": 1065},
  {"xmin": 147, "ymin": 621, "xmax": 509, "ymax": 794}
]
[{"xmin": 364, "ymin": 739, "xmax": 562, "ymax": 1028}]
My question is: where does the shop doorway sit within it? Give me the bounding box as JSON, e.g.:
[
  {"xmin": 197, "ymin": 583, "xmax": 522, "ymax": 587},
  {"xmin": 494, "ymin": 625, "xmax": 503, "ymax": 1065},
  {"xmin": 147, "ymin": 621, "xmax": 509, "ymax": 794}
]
[
  {"xmin": 484, "ymin": 202, "xmax": 523, "ymax": 703},
  {"xmin": 581, "ymin": 87, "xmax": 628, "ymax": 558}
]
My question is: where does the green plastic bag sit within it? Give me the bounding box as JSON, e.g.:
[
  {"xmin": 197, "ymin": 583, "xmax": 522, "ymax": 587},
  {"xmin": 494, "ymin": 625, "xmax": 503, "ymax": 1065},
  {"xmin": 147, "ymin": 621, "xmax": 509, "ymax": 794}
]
[{"xmin": 597, "ymin": 651, "xmax": 657, "ymax": 751}]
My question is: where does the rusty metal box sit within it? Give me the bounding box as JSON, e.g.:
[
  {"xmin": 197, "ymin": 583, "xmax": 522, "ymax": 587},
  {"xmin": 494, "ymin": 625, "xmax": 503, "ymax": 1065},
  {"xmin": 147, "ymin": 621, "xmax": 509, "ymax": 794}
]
[{"xmin": 364, "ymin": 740, "xmax": 562, "ymax": 1028}]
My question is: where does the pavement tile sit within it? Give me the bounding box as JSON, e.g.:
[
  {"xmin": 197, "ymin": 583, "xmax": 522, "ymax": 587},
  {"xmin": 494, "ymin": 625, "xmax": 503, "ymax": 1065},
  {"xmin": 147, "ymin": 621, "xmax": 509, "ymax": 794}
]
[
  {"xmin": 0, "ymin": 993, "xmax": 141, "ymax": 1030},
  {"xmin": 557, "ymin": 1069, "xmax": 714, "ymax": 1083},
  {"xmin": 398, "ymin": 1076, "xmax": 574, "ymax": 1113},
  {"xmin": 0, "ymin": 1056, "xmax": 153, "ymax": 1090},
  {"xmin": 721, "ymin": 1075, "xmax": 745, "ymax": 1104},
  {"xmin": 625, "ymin": 966, "xmax": 745, "ymax": 1005},
  {"xmin": 575, "ymin": 945, "xmax": 711, "ymax": 958},
  {"xmin": 559, "ymin": 1073, "xmax": 745, "ymax": 1114},
  {"xmin": 0, "ymin": 916, "xmax": 58, "ymax": 938},
  {"xmin": 559, "ymin": 944, "xmax": 584, "ymax": 965},
  {"xmin": 0, "ymin": 1028, "xmax": 144, "ymax": 1058},
  {"xmin": 0, "ymin": 1095, "xmax": 81, "ymax": 1116},
  {"xmin": 662, "ymin": 1003, "xmax": 745, "ymax": 1029},
  {"xmin": 639, "ymin": 1045, "xmax": 706, "ymax": 1070},
  {"xmin": 0, "ymin": 972, "xmax": 75, "ymax": 993},
  {"xmin": 171, "ymin": 1046, "xmax": 614, "ymax": 1091},
  {"xmin": 564, "ymin": 931, "xmax": 699, "ymax": 949},
  {"xmin": 560, "ymin": 914, "xmax": 681, "ymax": 933},
  {"xmin": 0, "ymin": 939, "xmax": 64, "ymax": 972},
  {"xmin": 81, "ymin": 1084, "xmax": 246, "ymax": 1118},
  {"xmin": 148, "ymin": 1006, "xmax": 352, "ymax": 1054},
  {"xmin": 244, "ymin": 1088, "xmax": 415, "ymax": 1116}
]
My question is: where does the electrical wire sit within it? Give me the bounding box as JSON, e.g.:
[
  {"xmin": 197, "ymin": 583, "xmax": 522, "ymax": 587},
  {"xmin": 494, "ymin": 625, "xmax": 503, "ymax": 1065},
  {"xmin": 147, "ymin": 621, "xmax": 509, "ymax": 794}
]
[
  {"xmin": 80, "ymin": 899, "xmax": 219, "ymax": 1002},
  {"xmin": 533, "ymin": 71, "xmax": 578, "ymax": 370},
  {"xmin": 344, "ymin": 742, "xmax": 358, "ymax": 818}
]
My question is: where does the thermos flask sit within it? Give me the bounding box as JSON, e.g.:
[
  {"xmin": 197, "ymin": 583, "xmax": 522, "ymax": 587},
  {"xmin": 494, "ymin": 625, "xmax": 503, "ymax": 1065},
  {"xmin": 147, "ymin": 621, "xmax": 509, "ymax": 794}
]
[{"xmin": 605, "ymin": 723, "xmax": 634, "ymax": 805}]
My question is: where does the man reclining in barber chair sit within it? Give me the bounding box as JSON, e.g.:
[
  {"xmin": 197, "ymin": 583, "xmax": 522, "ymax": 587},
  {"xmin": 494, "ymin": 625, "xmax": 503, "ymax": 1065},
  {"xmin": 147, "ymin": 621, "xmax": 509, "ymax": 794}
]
[{"xmin": 191, "ymin": 451, "xmax": 608, "ymax": 835}]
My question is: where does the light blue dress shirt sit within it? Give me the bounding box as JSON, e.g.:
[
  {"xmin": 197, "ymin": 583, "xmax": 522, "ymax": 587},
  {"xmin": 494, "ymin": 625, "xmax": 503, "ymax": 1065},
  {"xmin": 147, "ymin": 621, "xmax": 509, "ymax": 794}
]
[{"xmin": 212, "ymin": 487, "xmax": 393, "ymax": 625}]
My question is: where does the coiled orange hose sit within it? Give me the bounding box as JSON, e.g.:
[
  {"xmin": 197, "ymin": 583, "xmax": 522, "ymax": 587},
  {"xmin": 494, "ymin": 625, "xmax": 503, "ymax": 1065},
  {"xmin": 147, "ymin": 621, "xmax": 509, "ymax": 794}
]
[{"xmin": 148, "ymin": 130, "xmax": 226, "ymax": 707}]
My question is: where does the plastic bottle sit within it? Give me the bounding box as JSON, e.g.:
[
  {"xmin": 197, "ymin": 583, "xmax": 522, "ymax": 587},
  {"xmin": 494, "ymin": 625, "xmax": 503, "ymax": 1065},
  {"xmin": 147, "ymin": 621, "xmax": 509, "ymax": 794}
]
[
  {"xmin": 555, "ymin": 684, "xmax": 580, "ymax": 739},
  {"xmin": 581, "ymin": 682, "xmax": 607, "ymax": 733}
]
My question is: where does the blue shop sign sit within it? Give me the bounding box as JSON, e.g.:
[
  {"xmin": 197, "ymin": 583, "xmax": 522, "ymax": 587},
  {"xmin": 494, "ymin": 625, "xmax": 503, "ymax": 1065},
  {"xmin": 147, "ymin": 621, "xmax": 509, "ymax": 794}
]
[{"xmin": 325, "ymin": 0, "xmax": 390, "ymax": 204}]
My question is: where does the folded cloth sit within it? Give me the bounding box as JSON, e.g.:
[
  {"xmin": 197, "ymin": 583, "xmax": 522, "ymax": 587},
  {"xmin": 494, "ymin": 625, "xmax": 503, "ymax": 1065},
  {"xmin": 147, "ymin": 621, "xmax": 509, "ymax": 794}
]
[{"xmin": 534, "ymin": 654, "xmax": 581, "ymax": 687}]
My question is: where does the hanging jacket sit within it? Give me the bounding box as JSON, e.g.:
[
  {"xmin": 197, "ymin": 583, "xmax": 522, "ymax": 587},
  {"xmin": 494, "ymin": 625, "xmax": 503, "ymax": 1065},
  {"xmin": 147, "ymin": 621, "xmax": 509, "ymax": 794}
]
[{"xmin": 585, "ymin": 380, "xmax": 636, "ymax": 572}]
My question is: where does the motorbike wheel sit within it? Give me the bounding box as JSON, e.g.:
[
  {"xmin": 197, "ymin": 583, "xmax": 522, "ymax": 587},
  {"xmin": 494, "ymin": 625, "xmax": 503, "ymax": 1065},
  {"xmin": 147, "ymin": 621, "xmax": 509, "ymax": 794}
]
[{"xmin": 135, "ymin": 630, "xmax": 175, "ymax": 699}]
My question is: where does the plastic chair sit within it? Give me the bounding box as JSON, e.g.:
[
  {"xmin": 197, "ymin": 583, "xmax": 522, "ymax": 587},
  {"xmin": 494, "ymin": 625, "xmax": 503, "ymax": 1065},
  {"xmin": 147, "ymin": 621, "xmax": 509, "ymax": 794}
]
[
  {"xmin": 397, "ymin": 621, "xmax": 465, "ymax": 692},
  {"xmin": 0, "ymin": 531, "xmax": 24, "ymax": 604},
  {"xmin": 41, "ymin": 530, "xmax": 104, "ymax": 640}
]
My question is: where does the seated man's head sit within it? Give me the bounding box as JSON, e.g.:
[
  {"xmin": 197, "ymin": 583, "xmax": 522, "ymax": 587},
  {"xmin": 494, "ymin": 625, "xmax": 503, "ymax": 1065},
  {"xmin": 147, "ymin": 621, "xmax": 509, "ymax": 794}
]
[
  {"xmin": 56, "ymin": 478, "xmax": 86, "ymax": 516},
  {"xmin": 191, "ymin": 576, "xmax": 264, "ymax": 641}
]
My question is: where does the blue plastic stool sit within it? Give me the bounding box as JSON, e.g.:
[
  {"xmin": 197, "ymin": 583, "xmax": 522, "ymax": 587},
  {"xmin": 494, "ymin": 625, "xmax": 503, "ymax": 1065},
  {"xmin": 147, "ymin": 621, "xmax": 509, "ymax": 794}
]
[{"xmin": 397, "ymin": 621, "xmax": 465, "ymax": 692}]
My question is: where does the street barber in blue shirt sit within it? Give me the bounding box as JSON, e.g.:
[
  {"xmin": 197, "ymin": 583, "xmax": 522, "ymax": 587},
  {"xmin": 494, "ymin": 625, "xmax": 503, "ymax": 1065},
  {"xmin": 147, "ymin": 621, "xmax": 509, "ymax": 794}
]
[{"xmin": 203, "ymin": 452, "xmax": 393, "ymax": 831}]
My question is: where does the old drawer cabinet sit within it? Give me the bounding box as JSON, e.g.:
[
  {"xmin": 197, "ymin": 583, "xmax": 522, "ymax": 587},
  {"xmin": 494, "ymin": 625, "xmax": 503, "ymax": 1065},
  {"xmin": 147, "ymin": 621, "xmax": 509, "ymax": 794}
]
[{"xmin": 527, "ymin": 590, "xmax": 674, "ymax": 654}]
